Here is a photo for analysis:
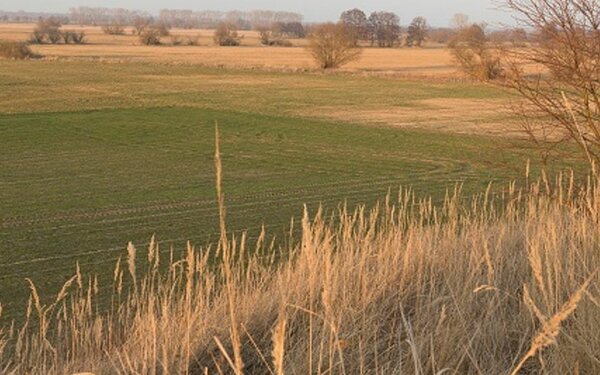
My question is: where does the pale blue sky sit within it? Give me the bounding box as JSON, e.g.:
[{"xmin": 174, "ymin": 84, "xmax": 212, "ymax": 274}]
[{"xmin": 1, "ymin": 0, "xmax": 512, "ymax": 26}]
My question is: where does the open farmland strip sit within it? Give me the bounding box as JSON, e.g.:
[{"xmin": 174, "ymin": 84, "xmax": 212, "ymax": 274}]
[
  {"xmin": 0, "ymin": 190, "xmax": 394, "ymax": 280},
  {"xmin": 1, "ymin": 179, "xmax": 440, "ymax": 249},
  {"xmin": 0, "ymin": 144, "xmax": 441, "ymax": 186},
  {"xmin": 1, "ymin": 142, "xmax": 470, "ymax": 216},
  {"xmin": 0, "ymin": 183, "xmax": 444, "ymax": 271},
  {"xmin": 1, "ymin": 159, "xmax": 475, "ymax": 229}
]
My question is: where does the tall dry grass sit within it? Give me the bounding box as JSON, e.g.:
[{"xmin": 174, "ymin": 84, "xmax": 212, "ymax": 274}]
[{"xmin": 0, "ymin": 155, "xmax": 599, "ymax": 374}]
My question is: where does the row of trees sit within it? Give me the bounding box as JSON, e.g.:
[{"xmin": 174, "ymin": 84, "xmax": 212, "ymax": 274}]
[
  {"xmin": 29, "ymin": 18, "xmax": 85, "ymax": 44},
  {"xmin": 0, "ymin": 11, "xmax": 67, "ymax": 23},
  {"xmin": 68, "ymin": 8, "xmax": 303, "ymax": 31},
  {"xmin": 158, "ymin": 9, "xmax": 303, "ymax": 30},
  {"xmin": 339, "ymin": 9, "xmax": 429, "ymax": 47},
  {"xmin": 68, "ymin": 7, "xmax": 151, "ymax": 26}
]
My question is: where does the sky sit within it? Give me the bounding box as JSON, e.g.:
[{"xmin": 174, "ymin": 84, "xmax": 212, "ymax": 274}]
[{"xmin": 1, "ymin": 0, "xmax": 514, "ymax": 27}]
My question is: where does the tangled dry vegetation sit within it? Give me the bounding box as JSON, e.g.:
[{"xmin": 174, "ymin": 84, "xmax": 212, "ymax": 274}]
[
  {"xmin": 0, "ymin": 130, "xmax": 599, "ymax": 374},
  {"xmin": 0, "ymin": 41, "xmax": 38, "ymax": 60}
]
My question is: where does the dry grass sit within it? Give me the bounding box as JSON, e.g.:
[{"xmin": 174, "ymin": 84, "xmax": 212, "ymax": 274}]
[
  {"xmin": 310, "ymin": 98, "xmax": 518, "ymax": 137},
  {"xmin": 0, "ymin": 156, "xmax": 598, "ymax": 374},
  {"xmin": 0, "ymin": 40, "xmax": 38, "ymax": 60},
  {"xmin": 32, "ymin": 44, "xmax": 455, "ymax": 74}
]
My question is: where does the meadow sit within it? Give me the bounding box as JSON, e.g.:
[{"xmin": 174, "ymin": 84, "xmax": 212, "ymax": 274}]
[
  {"xmin": 0, "ymin": 18, "xmax": 597, "ymax": 374},
  {"xmin": 2, "ymin": 57, "xmax": 562, "ymax": 319}
]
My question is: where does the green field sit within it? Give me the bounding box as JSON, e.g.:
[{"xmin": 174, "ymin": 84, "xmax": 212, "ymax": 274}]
[{"xmin": 0, "ymin": 60, "xmax": 580, "ymax": 320}]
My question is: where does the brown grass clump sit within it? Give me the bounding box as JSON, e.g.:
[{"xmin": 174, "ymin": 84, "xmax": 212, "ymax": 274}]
[
  {"xmin": 0, "ymin": 41, "xmax": 38, "ymax": 60},
  {"xmin": 0, "ymin": 150, "xmax": 599, "ymax": 373}
]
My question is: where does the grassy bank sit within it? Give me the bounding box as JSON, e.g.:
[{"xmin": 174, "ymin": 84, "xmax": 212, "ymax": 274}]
[{"xmin": 1, "ymin": 171, "xmax": 599, "ymax": 374}]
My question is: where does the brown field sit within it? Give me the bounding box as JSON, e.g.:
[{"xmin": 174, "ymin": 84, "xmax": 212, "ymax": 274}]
[
  {"xmin": 0, "ymin": 23, "xmax": 457, "ymax": 74},
  {"xmin": 310, "ymin": 98, "xmax": 517, "ymax": 136}
]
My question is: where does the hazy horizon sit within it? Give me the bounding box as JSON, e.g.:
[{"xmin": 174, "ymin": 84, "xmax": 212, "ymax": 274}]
[{"xmin": 1, "ymin": 0, "xmax": 513, "ymax": 27}]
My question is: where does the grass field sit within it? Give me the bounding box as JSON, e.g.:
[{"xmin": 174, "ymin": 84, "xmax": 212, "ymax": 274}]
[
  {"xmin": 1, "ymin": 11, "xmax": 599, "ymax": 374},
  {"xmin": 0, "ymin": 57, "xmax": 583, "ymax": 321}
]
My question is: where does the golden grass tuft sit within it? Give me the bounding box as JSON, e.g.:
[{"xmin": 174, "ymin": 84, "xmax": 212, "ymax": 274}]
[
  {"xmin": 0, "ymin": 167, "xmax": 599, "ymax": 373},
  {"xmin": 512, "ymin": 269, "xmax": 598, "ymax": 375}
]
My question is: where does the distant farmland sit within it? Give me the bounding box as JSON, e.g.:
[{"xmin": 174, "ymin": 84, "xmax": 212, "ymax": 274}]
[{"xmin": 0, "ymin": 23, "xmax": 456, "ymax": 74}]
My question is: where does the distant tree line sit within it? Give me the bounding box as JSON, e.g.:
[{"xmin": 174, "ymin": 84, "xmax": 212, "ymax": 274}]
[
  {"xmin": 338, "ymin": 8, "xmax": 530, "ymax": 48},
  {"xmin": 339, "ymin": 9, "xmax": 426, "ymax": 48},
  {"xmin": 68, "ymin": 7, "xmax": 152, "ymax": 26},
  {"xmin": 158, "ymin": 9, "xmax": 303, "ymax": 30},
  {"xmin": 0, "ymin": 11, "xmax": 68, "ymax": 23},
  {"xmin": 65, "ymin": 8, "xmax": 304, "ymax": 30}
]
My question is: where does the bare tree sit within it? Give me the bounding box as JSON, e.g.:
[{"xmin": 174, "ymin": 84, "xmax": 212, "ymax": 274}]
[
  {"xmin": 133, "ymin": 17, "xmax": 152, "ymax": 35},
  {"xmin": 406, "ymin": 17, "xmax": 428, "ymax": 47},
  {"xmin": 30, "ymin": 18, "xmax": 62, "ymax": 44},
  {"xmin": 451, "ymin": 13, "xmax": 470, "ymax": 29},
  {"xmin": 339, "ymin": 8, "xmax": 368, "ymax": 46},
  {"xmin": 102, "ymin": 23, "xmax": 125, "ymax": 35},
  {"xmin": 214, "ymin": 23, "xmax": 242, "ymax": 46},
  {"xmin": 368, "ymin": 12, "xmax": 401, "ymax": 47},
  {"xmin": 307, "ymin": 23, "xmax": 362, "ymax": 69},
  {"xmin": 448, "ymin": 24, "xmax": 504, "ymax": 80},
  {"xmin": 501, "ymin": 0, "xmax": 600, "ymax": 169}
]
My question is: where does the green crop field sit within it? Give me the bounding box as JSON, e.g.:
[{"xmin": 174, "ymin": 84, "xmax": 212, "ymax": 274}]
[{"xmin": 0, "ymin": 60, "xmax": 582, "ymax": 320}]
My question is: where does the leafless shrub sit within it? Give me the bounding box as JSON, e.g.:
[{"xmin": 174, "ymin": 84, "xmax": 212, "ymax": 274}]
[
  {"xmin": 449, "ymin": 24, "xmax": 504, "ymax": 80},
  {"xmin": 47, "ymin": 30, "xmax": 62, "ymax": 44},
  {"xmin": 170, "ymin": 35, "xmax": 184, "ymax": 46},
  {"xmin": 139, "ymin": 28, "xmax": 162, "ymax": 45},
  {"xmin": 185, "ymin": 35, "xmax": 201, "ymax": 46},
  {"xmin": 500, "ymin": 0, "xmax": 600, "ymax": 170},
  {"xmin": 29, "ymin": 30, "xmax": 46, "ymax": 44},
  {"xmin": 307, "ymin": 23, "xmax": 362, "ymax": 69},
  {"xmin": 257, "ymin": 27, "xmax": 271, "ymax": 45},
  {"xmin": 169, "ymin": 34, "xmax": 199, "ymax": 46},
  {"xmin": 214, "ymin": 23, "xmax": 242, "ymax": 46},
  {"xmin": 152, "ymin": 22, "xmax": 171, "ymax": 37},
  {"xmin": 258, "ymin": 27, "xmax": 293, "ymax": 47},
  {"xmin": 0, "ymin": 41, "xmax": 39, "ymax": 59},
  {"xmin": 30, "ymin": 18, "xmax": 62, "ymax": 44},
  {"xmin": 268, "ymin": 39, "xmax": 293, "ymax": 47},
  {"xmin": 102, "ymin": 23, "xmax": 125, "ymax": 35},
  {"xmin": 62, "ymin": 31, "xmax": 86, "ymax": 44}
]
